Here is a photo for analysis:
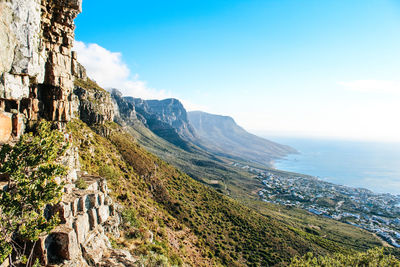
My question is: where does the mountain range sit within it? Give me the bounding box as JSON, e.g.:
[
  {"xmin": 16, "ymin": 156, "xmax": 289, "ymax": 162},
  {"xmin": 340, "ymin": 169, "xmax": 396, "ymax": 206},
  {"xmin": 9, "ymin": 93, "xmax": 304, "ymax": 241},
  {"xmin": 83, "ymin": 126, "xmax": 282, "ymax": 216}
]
[{"xmin": 114, "ymin": 92, "xmax": 295, "ymax": 167}]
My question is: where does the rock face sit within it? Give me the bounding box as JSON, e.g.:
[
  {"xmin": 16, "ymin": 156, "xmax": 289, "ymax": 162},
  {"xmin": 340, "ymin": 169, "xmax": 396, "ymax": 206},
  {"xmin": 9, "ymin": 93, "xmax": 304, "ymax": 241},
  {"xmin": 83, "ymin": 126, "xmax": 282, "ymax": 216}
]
[
  {"xmin": 124, "ymin": 97, "xmax": 198, "ymax": 151},
  {"xmin": 34, "ymin": 175, "xmax": 136, "ymax": 266},
  {"xmin": 0, "ymin": 1, "xmax": 137, "ymax": 266},
  {"xmin": 0, "ymin": 113, "xmax": 12, "ymax": 144},
  {"xmin": 0, "ymin": 0, "xmax": 82, "ymax": 143},
  {"xmin": 111, "ymin": 89, "xmax": 139, "ymax": 126},
  {"xmin": 71, "ymin": 63, "xmax": 115, "ymax": 126},
  {"xmin": 74, "ymin": 85, "xmax": 115, "ymax": 126}
]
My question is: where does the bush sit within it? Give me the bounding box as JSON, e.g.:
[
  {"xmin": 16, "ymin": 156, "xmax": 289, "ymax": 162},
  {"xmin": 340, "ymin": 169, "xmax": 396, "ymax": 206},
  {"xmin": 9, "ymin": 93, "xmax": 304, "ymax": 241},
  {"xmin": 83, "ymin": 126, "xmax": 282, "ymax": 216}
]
[
  {"xmin": 75, "ymin": 177, "xmax": 88, "ymax": 189},
  {"xmin": 0, "ymin": 120, "xmax": 67, "ymax": 266},
  {"xmin": 122, "ymin": 207, "xmax": 141, "ymax": 228},
  {"xmin": 290, "ymin": 248, "xmax": 400, "ymax": 266}
]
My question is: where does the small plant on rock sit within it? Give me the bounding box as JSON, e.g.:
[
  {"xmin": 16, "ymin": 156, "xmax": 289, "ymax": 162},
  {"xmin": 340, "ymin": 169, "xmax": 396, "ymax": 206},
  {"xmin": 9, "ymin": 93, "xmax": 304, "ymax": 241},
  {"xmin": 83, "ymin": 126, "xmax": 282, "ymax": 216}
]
[{"xmin": 75, "ymin": 177, "xmax": 88, "ymax": 189}]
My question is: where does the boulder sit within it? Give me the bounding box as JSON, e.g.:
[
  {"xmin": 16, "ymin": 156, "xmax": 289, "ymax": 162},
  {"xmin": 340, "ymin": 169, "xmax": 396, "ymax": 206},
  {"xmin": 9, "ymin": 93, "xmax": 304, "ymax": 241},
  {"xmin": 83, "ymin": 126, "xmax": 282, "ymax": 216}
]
[
  {"xmin": 46, "ymin": 226, "xmax": 80, "ymax": 261},
  {"xmin": 81, "ymin": 231, "xmax": 111, "ymax": 265}
]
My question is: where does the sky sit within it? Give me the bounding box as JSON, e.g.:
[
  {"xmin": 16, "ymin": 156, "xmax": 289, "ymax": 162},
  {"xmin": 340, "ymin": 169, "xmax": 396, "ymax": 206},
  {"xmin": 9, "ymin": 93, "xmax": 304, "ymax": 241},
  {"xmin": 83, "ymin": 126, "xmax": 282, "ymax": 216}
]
[{"xmin": 73, "ymin": 0, "xmax": 400, "ymax": 142}]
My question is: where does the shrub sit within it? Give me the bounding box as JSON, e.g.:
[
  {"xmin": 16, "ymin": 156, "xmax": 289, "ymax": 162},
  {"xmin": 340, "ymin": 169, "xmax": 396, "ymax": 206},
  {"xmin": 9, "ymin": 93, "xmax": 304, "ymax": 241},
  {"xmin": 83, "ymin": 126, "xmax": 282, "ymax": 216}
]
[
  {"xmin": 0, "ymin": 120, "xmax": 67, "ymax": 266},
  {"xmin": 75, "ymin": 177, "xmax": 88, "ymax": 189},
  {"xmin": 122, "ymin": 207, "xmax": 141, "ymax": 228},
  {"xmin": 290, "ymin": 248, "xmax": 400, "ymax": 266}
]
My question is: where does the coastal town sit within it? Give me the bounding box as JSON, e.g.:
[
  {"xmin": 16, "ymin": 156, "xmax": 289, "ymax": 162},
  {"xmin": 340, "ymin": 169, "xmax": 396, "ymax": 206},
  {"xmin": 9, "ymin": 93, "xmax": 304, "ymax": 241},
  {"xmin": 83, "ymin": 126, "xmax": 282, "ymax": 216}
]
[{"xmin": 231, "ymin": 162, "xmax": 400, "ymax": 248}]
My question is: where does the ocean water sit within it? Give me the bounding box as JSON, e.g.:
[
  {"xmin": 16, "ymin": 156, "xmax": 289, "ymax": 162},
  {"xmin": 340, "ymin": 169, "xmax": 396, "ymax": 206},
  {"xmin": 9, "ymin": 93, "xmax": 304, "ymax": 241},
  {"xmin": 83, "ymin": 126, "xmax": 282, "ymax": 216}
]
[{"xmin": 268, "ymin": 137, "xmax": 400, "ymax": 195}]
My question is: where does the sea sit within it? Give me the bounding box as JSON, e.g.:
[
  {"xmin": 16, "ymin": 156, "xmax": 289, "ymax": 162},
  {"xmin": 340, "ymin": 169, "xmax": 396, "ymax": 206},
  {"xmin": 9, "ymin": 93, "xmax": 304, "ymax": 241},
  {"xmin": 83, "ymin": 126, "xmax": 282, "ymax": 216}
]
[{"xmin": 266, "ymin": 137, "xmax": 400, "ymax": 195}]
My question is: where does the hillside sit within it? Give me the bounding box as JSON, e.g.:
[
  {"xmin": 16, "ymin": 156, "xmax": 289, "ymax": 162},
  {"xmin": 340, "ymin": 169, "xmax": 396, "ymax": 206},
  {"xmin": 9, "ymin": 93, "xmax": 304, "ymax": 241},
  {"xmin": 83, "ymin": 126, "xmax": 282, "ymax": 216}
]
[
  {"xmin": 112, "ymin": 90, "xmax": 260, "ymax": 195},
  {"xmin": 188, "ymin": 111, "xmax": 296, "ymax": 167},
  {"xmin": 109, "ymin": 90, "xmax": 388, "ymax": 264},
  {"xmin": 67, "ymin": 119, "xmax": 385, "ymax": 266}
]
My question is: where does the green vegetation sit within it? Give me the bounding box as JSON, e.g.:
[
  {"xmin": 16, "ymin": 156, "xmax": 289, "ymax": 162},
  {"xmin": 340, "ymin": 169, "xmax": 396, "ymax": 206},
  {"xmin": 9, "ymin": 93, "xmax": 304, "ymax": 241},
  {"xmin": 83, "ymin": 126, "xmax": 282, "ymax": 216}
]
[
  {"xmin": 74, "ymin": 177, "xmax": 88, "ymax": 189},
  {"xmin": 0, "ymin": 121, "xmax": 67, "ymax": 266},
  {"xmin": 67, "ymin": 120, "xmax": 393, "ymax": 266},
  {"xmin": 74, "ymin": 78, "xmax": 106, "ymax": 92},
  {"xmin": 290, "ymin": 248, "xmax": 400, "ymax": 266},
  {"xmin": 124, "ymin": 118, "xmax": 385, "ymax": 254},
  {"xmin": 69, "ymin": 120, "xmax": 199, "ymax": 266},
  {"xmin": 123, "ymin": 121, "xmax": 254, "ymax": 195}
]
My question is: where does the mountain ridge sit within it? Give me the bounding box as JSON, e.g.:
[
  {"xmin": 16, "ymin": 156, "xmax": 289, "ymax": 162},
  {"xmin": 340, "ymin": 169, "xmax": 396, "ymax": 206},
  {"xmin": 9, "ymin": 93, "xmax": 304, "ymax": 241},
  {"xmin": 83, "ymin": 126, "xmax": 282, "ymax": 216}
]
[
  {"xmin": 114, "ymin": 93, "xmax": 295, "ymax": 166},
  {"xmin": 188, "ymin": 110, "xmax": 297, "ymax": 166}
]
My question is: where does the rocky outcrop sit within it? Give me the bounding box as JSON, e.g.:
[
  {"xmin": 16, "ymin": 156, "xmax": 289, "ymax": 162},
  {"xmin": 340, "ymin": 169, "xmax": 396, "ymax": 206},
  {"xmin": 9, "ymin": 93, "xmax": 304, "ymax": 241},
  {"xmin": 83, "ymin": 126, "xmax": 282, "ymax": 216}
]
[
  {"xmin": 0, "ymin": 0, "xmax": 82, "ymax": 143},
  {"xmin": 70, "ymin": 62, "xmax": 115, "ymax": 126},
  {"xmin": 32, "ymin": 175, "xmax": 136, "ymax": 266},
  {"xmin": 74, "ymin": 85, "xmax": 115, "ymax": 126},
  {"xmin": 0, "ymin": 2, "xmax": 136, "ymax": 265},
  {"xmin": 130, "ymin": 98, "xmax": 197, "ymax": 140}
]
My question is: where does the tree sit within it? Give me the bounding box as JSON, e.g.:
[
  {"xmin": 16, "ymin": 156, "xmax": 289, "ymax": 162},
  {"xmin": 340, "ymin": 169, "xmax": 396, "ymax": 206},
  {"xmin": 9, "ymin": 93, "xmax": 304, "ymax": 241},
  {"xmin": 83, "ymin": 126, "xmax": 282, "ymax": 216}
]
[{"xmin": 0, "ymin": 120, "xmax": 68, "ymax": 266}]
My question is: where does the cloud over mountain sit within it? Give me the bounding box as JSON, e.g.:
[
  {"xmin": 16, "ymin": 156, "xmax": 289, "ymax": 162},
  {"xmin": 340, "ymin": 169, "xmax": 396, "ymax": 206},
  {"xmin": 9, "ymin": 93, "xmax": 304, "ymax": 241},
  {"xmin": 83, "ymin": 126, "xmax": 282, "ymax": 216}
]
[{"xmin": 73, "ymin": 41, "xmax": 171, "ymax": 99}]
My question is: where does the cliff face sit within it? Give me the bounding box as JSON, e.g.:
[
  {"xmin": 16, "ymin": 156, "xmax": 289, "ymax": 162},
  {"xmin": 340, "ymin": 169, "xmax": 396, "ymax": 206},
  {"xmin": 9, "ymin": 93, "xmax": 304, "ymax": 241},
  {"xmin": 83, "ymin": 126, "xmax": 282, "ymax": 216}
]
[
  {"xmin": 0, "ymin": 1, "xmax": 134, "ymax": 266},
  {"xmin": 0, "ymin": 0, "xmax": 82, "ymax": 143},
  {"xmin": 125, "ymin": 97, "xmax": 198, "ymax": 151},
  {"xmin": 110, "ymin": 89, "xmax": 139, "ymax": 125}
]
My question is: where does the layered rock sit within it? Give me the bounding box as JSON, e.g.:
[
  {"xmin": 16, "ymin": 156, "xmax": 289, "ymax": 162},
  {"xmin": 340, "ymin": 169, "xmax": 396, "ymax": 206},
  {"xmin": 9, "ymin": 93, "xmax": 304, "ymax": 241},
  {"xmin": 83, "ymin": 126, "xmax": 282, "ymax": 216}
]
[
  {"xmin": 33, "ymin": 175, "xmax": 136, "ymax": 266},
  {"xmin": 74, "ymin": 85, "xmax": 115, "ymax": 126},
  {"xmin": 0, "ymin": 2, "xmax": 137, "ymax": 266},
  {"xmin": 70, "ymin": 61, "xmax": 115, "ymax": 126},
  {"xmin": 130, "ymin": 98, "xmax": 197, "ymax": 140},
  {"xmin": 123, "ymin": 97, "xmax": 198, "ymax": 151},
  {"xmin": 111, "ymin": 89, "xmax": 139, "ymax": 126},
  {"xmin": 0, "ymin": 0, "xmax": 82, "ymax": 143}
]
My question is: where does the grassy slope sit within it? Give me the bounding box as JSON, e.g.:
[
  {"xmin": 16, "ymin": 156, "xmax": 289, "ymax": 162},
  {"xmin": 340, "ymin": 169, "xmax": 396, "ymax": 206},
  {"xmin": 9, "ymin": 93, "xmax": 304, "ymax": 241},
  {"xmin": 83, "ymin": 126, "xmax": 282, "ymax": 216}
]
[
  {"xmin": 123, "ymin": 122, "xmax": 256, "ymax": 195},
  {"xmin": 122, "ymin": 121, "xmax": 385, "ymax": 252},
  {"xmin": 67, "ymin": 120, "xmax": 385, "ymax": 266}
]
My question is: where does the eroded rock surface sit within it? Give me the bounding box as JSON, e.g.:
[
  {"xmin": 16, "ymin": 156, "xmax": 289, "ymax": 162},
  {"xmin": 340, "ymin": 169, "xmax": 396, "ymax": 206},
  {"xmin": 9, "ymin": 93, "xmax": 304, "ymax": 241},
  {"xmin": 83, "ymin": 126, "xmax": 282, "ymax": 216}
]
[
  {"xmin": 74, "ymin": 85, "xmax": 115, "ymax": 126},
  {"xmin": 0, "ymin": 0, "xmax": 82, "ymax": 143},
  {"xmin": 35, "ymin": 176, "xmax": 136, "ymax": 266}
]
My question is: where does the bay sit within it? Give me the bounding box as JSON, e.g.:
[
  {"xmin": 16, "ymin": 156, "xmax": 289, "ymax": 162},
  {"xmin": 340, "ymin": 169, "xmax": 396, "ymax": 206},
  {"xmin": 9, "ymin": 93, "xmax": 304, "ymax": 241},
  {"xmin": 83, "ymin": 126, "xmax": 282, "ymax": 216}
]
[{"xmin": 268, "ymin": 137, "xmax": 400, "ymax": 195}]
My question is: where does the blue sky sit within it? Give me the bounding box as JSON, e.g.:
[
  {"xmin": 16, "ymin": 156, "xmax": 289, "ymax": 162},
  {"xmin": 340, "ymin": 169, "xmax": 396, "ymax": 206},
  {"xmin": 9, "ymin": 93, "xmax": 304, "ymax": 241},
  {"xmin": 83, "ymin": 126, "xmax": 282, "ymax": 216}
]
[{"xmin": 74, "ymin": 0, "xmax": 400, "ymax": 141}]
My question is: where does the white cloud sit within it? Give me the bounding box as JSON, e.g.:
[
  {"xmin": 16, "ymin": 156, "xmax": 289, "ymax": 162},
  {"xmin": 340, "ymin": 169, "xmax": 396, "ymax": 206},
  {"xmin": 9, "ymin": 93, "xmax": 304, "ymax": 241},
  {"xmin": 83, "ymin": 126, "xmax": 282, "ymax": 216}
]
[
  {"xmin": 72, "ymin": 41, "xmax": 171, "ymax": 99},
  {"xmin": 338, "ymin": 80, "xmax": 400, "ymax": 94}
]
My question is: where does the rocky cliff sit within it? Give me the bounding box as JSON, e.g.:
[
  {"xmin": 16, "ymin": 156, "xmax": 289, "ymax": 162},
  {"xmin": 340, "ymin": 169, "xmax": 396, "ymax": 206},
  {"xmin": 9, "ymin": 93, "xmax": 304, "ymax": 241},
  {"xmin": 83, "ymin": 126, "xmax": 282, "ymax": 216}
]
[
  {"xmin": 110, "ymin": 89, "xmax": 139, "ymax": 126},
  {"xmin": 73, "ymin": 78, "xmax": 115, "ymax": 126},
  {"xmin": 0, "ymin": 0, "xmax": 82, "ymax": 143},
  {"xmin": 35, "ymin": 175, "xmax": 135, "ymax": 266},
  {"xmin": 123, "ymin": 97, "xmax": 199, "ymax": 151},
  {"xmin": 0, "ymin": 1, "xmax": 134, "ymax": 266}
]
